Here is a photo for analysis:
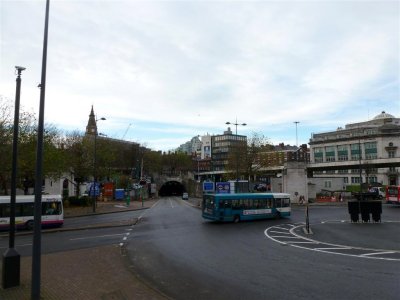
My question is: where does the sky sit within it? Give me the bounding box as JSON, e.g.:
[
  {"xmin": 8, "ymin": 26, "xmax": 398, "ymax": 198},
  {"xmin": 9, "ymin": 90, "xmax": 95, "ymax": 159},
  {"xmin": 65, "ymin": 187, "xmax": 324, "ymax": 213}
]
[{"xmin": 1, "ymin": 0, "xmax": 399, "ymax": 152}]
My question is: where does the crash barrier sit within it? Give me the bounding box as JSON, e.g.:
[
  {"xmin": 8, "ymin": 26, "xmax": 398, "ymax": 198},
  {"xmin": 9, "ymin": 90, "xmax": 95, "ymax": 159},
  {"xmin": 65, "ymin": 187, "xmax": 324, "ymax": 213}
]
[{"xmin": 348, "ymin": 200, "xmax": 382, "ymax": 222}]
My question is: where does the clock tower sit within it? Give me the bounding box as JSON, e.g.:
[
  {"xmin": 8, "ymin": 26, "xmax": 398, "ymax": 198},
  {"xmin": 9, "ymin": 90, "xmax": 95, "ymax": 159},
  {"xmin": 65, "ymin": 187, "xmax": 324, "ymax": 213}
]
[{"xmin": 85, "ymin": 105, "xmax": 97, "ymax": 135}]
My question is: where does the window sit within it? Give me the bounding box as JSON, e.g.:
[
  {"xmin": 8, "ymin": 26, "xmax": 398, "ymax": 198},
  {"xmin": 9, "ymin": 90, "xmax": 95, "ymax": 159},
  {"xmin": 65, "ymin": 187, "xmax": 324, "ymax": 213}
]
[
  {"xmin": 324, "ymin": 181, "xmax": 332, "ymax": 188},
  {"xmin": 365, "ymin": 142, "xmax": 377, "ymax": 150},
  {"xmin": 365, "ymin": 153, "xmax": 377, "ymax": 160},
  {"xmin": 315, "ymin": 157, "xmax": 323, "ymax": 163},
  {"xmin": 364, "ymin": 142, "xmax": 377, "ymax": 160},
  {"xmin": 389, "ymin": 151, "xmax": 395, "ymax": 158},
  {"xmin": 337, "ymin": 145, "xmax": 348, "ymax": 161},
  {"xmin": 351, "ymin": 177, "xmax": 361, "ymax": 184},
  {"xmin": 325, "ymin": 146, "xmax": 335, "ymax": 162}
]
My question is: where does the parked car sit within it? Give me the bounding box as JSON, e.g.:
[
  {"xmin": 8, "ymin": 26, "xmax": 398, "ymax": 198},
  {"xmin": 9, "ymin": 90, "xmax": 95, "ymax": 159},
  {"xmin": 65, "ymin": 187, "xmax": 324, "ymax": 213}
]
[{"xmin": 182, "ymin": 192, "xmax": 189, "ymax": 200}]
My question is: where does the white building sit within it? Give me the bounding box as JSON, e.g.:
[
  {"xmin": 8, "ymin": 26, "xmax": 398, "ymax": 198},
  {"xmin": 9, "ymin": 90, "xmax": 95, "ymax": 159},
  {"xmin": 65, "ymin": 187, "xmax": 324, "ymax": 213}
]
[{"xmin": 309, "ymin": 111, "xmax": 400, "ymax": 187}]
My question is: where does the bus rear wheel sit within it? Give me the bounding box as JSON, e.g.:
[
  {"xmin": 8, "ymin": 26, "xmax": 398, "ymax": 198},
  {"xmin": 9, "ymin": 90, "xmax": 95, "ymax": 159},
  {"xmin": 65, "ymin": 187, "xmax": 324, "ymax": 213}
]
[{"xmin": 233, "ymin": 215, "xmax": 240, "ymax": 223}]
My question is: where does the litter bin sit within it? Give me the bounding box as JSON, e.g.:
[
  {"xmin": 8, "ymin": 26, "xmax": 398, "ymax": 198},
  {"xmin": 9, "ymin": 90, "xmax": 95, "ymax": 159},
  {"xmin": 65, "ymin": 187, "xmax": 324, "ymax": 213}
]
[
  {"xmin": 370, "ymin": 201, "xmax": 382, "ymax": 222},
  {"xmin": 360, "ymin": 201, "xmax": 370, "ymax": 223},
  {"xmin": 115, "ymin": 189, "xmax": 124, "ymax": 200},
  {"xmin": 348, "ymin": 201, "xmax": 360, "ymax": 222}
]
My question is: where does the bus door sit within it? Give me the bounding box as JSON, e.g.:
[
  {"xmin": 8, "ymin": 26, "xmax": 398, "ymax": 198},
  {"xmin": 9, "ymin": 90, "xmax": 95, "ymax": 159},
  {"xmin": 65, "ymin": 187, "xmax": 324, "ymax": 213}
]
[
  {"xmin": 274, "ymin": 197, "xmax": 283, "ymax": 217},
  {"xmin": 220, "ymin": 199, "xmax": 232, "ymax": 221}
]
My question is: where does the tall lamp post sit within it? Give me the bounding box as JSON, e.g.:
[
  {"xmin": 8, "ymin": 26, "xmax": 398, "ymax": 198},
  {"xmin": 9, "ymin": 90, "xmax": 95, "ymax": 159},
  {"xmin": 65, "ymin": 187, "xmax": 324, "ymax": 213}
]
[
  {"xmin": 226, "ymin": 119, "xmax": 247, "ymax": 193},
  {"xmin": 92, "ymin": 117, "xmax": 106, "ymax": 213},
  {"xmin": 2, "ymin": 66, "xmax": 26, "ymax": 289},
  {"xmin": 31, "ymin": 1, "xmax": 50, "ymax": 298},
  {"xmin": 294, "ymin": 121, "xmax": 299, "ymax": 147}
]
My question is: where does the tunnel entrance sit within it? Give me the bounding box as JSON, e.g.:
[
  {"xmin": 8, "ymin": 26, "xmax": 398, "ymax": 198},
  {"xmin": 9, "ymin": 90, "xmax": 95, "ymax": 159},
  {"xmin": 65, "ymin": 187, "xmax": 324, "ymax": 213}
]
[{"xmin": 159, "ymin": 181, "xmax": 185, "ymax": 197}]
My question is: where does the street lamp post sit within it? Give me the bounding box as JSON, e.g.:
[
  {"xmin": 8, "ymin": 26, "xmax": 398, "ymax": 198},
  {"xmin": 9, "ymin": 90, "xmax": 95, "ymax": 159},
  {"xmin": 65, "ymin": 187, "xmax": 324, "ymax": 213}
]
[
  {"xmin": 294, "ymin": 121, "xmax": 299, "ymax": 147},
  {"xmin": 92, "ymin": 117, "xmax": 106, "ymax": 213},
  {"xmin": 2, "ymin": 66, "xmax": 26, "ymax": 289},
  {"xmin": 226, "ymin": 119, "xmax": 247, "ymax": 193}
]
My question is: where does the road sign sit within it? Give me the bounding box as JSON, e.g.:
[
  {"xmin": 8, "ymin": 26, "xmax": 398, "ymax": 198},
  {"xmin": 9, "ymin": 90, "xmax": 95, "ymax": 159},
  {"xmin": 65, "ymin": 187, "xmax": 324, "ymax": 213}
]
[
  {"xmin": 216, "ymin": 182, "xmax": 230, "ymax": 194},
  {"xmin": 203, "ymin": 182, "xmax": 214, "ymax": 192},
  {"xmin": 88, "ymin": 182, "xmax": 100, "ymax": 197}
]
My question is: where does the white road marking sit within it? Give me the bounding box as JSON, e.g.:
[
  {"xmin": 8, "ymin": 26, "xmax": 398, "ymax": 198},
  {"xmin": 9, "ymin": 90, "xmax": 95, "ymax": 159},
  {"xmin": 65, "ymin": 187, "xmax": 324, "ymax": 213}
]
[
  {"xmin": 286, "ymin": 241, "xmax": 318, "ymax": 244},
  {"xmin": 169, "ymin": 199, "xmax": 174, "ymax": 208},
  {"xmin": 138, "ymin": 199, "xmax": 160, "ymax": 221},
  {"xmin": 70, "ymin": 233, "xmax": 126, "ymax": 241},
  {"xmin": 314, "ymin": 247, "xmax": 351, "ymax": 250},
  {"xmin": 268, "ymin": 231, "xmax": 292, "ymax": 235},
  {"xmin": 361, "ymin": 251, "xmax": 396, "ymax": 257},
  {"xmin": 265, "ymin": 223, "xmax": 400, "ymax": 261}
]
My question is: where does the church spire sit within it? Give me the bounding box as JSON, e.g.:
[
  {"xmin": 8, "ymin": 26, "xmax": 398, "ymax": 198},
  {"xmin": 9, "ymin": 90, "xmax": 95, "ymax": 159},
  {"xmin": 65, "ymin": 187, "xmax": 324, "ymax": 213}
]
[{"xmin": 86, "ymin": 105, "xmax": 97, "ymax": 135}]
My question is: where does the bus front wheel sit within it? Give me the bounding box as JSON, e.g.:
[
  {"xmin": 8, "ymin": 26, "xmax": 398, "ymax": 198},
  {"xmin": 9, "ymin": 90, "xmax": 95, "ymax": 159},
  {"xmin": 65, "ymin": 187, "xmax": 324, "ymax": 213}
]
[
  {"xmin": 233, "ymin": 215, "xmax": 240, "ymax": 223},
  {"xmin": 26, "ymin": 220, "xmax": 34, "ymax": 231}
]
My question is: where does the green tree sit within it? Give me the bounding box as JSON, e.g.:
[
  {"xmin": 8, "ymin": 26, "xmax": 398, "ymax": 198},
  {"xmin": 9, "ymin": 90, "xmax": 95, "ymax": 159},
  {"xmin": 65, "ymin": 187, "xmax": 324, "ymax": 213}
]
[
  {"xmin": 0, "ymin": 96, "xmax": 13, "ymax": 194},
  {"xmin": 226, "ymin": 132, "xmax": 272, "ymax": 181}
]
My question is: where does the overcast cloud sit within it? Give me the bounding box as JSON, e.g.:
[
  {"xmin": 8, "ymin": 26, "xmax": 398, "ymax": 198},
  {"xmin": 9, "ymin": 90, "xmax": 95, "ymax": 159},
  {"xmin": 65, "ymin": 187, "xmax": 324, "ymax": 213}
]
[{"xmin": 1, "ymin": 0, "xmax": 399, "ymax": 151}]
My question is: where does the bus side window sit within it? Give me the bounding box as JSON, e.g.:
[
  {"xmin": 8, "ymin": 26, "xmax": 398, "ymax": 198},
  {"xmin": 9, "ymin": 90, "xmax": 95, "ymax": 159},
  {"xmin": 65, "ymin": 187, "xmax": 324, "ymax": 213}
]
[
  {"xmin": 21, "ymin": 203, "xmax": 34, "ymax": 217},
  {"xmin": 283, "ymin": 198, "xmax": 290, "ymax": 207},
  {"xmin": 260, "ymin": 199, "xmax": 266, "ymax": 209},
  {"xmin": 267, "ymin": 199, "xmax": 272, "ymax": 208},
  {"xmin": 245, "ymin": 199, "xmax": 250, "ymax": 209},
  {"xmin": 253, "ymin": 199, "xmax": 259, "ymax": 208},
  {"xmin": 0, "ymin": 204, "xmax": 11, "ymax": 218},
  {"xmin": 15, "ymin": 203, "xmax": 22, "ymax": 217},
  {"xmin": 239, "ymin": 199, "xmax": 244, "ymax": 209},
  {"xmin": 275, "ymin": 198, "xmax": 282, "ymax": 207},
  {"xmin": 232, "ymin": 199, "xmax": 238, "ymax": 209}
]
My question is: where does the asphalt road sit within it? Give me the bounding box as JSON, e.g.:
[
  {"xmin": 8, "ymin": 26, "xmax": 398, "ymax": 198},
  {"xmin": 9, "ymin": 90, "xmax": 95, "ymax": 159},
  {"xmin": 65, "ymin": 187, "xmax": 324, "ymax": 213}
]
[
  {"xmin": 0, "ymin": 209, "xmax": 147, "ymax": 256},
  {"xmin": 125, "ymin": 197, "xmax": 400, "ymax": 300}
]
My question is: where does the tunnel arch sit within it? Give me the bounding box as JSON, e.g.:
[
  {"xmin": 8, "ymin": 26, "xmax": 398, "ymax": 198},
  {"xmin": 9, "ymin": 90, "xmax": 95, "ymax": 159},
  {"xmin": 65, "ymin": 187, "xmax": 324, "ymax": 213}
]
[{"xmin": 159, "ymin": 181, "xmax": 186, "ymax": 197}]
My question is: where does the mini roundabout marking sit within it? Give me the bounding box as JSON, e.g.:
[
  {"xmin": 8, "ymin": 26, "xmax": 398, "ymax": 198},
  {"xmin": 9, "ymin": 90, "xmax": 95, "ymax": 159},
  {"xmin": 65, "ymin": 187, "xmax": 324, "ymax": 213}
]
[{"xmin": 264, "ymin": 222, "xmax": 400, "ymax": 261}]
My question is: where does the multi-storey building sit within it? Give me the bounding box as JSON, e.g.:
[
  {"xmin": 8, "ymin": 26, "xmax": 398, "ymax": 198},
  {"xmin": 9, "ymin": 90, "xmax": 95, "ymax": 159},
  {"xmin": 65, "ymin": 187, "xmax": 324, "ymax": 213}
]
[
  {"xmin": 309, "ymin": 111, "xmax": 400, "ymax": 186},
  {"xmin": 211, "ymin": 127, "xmax": 247, "ymax": 172},
  {"xmin": 177, "ymin": 136, "xmax": 201, "ymax": 155},
  {"xmin": 258, "ymin": 143, "xmax": 308, "ymax": 168}
]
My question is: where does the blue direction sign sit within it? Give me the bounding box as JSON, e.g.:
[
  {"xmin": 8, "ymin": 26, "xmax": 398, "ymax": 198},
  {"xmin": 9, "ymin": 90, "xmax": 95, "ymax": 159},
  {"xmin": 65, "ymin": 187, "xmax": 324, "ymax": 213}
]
[
  {"xmin": 216, "ymin": 182, "xmax": 230, "ymax": 194},
  {"xmin": 88, "ymin": 182, "xmax": 100, "ymax": 197},
  {"xmin": 203, "ymin": 182, "xmax": 215, "ymax": 193}
]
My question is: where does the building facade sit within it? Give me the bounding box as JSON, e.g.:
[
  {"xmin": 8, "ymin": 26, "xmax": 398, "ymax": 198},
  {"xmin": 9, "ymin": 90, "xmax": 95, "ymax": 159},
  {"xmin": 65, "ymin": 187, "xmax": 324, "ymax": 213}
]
[
  {"xmin": 211, "ymin": 127, "xmax": 247, "ymax": 172},
  {"xmin": 309, "ymin": 111, "xmax": 400, "ymax": 187}
]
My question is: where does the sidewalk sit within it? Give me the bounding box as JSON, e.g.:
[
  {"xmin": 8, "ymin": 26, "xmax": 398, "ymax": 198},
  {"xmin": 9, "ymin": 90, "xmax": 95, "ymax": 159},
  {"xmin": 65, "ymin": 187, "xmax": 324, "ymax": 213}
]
[{"xmin": 0, "ymin": 198, "xmax": 168, "ymax": 300}]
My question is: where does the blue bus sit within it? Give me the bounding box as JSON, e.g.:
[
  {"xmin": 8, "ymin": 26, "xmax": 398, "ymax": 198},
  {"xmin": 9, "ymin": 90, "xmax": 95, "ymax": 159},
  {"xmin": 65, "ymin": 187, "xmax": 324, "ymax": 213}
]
[{"xmin": 202, "ymin": 193, "xmax": 291, "ymax": 223}]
